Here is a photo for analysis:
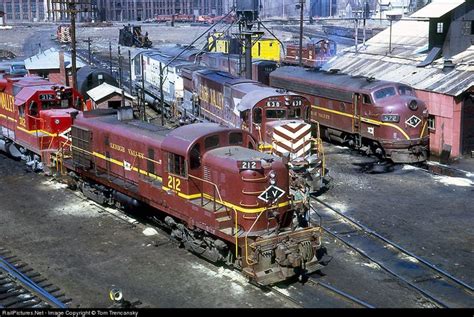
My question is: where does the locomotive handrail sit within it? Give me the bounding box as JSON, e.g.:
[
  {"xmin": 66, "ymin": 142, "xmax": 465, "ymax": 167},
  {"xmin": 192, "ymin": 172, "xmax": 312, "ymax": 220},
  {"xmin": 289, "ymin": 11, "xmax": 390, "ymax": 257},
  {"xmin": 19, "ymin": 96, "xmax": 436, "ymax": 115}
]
[
  {"xmin": 188, "ymin": 174, "xmax": 240, "ymax": 259},
  {"xmin": 244, "ymin": 210, "xmax": 266, "ymax": 266},
  {"xmin": 188, "ymin": 174, "xmax": 225, "ymax": 206}
]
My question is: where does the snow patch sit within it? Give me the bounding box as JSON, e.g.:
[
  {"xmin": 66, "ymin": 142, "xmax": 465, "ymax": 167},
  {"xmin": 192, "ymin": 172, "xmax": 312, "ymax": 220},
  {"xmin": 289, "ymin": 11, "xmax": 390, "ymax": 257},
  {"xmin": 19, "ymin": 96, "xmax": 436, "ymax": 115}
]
[
  {"xmin": 190, "ymin": 263, "xmax": 248, "ymax": 294},
  {"xmin": 432, "ymin": 175, "xmax": 473, "ymax": 187},
  {"xmin": 142, "ymin": 227, "xmax": 158, "ymax": 236},
  {"xmin": 52, "ymin": 200, "xmax": 101, "ymax": 218},
  {"xmin": 398, "ymin": 254, "xmax": 419, "ymax": 264},
  {"xmin": 42, "ymin": 179, "xmax": 68, "ymax": 190},
  {"xmin": 466, "ymin": 172, "xmax": 474, "ymax": 178},
  {"xmin": 273, "ymin": 286, "xmax": 290, "ymax": 297},
  {"xmin": 361, "ymin": 262, "xmax": 381, "ymax": 270},
  {"xmin": 402, "ymin": 165, "xmax": 419, "ymax": 171}
]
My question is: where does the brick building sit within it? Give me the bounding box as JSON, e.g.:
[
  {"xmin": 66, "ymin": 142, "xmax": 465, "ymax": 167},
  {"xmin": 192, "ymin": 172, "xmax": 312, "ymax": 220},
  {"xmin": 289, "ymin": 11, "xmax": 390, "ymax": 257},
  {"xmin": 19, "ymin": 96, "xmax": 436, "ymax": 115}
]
[{"xmin": 95, "ymin": 0, "xmax": 231, "ymax": 21}]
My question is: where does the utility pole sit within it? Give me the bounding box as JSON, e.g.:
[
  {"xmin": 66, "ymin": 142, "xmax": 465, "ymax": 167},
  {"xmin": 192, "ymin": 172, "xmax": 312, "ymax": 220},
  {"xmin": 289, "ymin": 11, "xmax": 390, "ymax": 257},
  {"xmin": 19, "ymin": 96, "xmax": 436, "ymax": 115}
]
[
  {"xmin": 128, "ymin": 50, "xmax": 133, "ymax": 95},
  {"xmin": 51, "ymin": 1, "xmax": 92, "ymax": 90},
  {"xmin": 109, "ymin": 41, "xmax": 113, "ymax": 74},
  {"xmin": 141, "ymin": 54, "xmax": 146, "ymax": 122},
  {"xmin": 118, "ymin": 45, "xmax": 122, "ymax": 88},
  {"xmin": 298, "ymin": 0, "xmax": 305, "ymax": 66},
  {"xmin": 159, "ymin": 63, "xmax": 165, "ymax": 126},
  {"xmin": 83, "ymin": 37, "xmax": 92, "ymax": 64}
]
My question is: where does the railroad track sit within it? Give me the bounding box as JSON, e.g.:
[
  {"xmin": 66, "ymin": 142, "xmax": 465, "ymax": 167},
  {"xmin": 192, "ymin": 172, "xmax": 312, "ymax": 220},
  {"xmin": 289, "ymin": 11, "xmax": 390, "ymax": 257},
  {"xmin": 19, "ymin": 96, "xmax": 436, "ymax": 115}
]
[
  {"xmin": 310, "ymin": 198, "xmax": 474, "ymax": 308},
  {"xmin": 0, "ymin": 248, "xmax": 70, "ymax": 308},
  {"xmin": 263, "ymin": 278, "xmax": 374, "ymax": 308}
]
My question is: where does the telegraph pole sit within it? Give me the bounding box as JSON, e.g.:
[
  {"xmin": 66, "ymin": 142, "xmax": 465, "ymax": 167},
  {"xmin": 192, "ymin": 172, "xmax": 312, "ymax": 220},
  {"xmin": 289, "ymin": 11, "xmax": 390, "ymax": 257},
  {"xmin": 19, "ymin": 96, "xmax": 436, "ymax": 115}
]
[
  {"xmin": 128, "ymin": 50, "xmax": 132, "ymax": 95},
  {"xmin": 118, "ymin": 45, "xmax": 122, "ymax": 88},
  {"xmin": 83, "ymin": 37, "xmax": 92, "ymax": 64},
  {"xmin": 298, "ymin": 0, "xmax": 305, "ymax": 66},
  {"xmin": 51, "ymin": 1, "xmax": 91, "ymax": 90},
  {"xmin": 109, "ymin": 41, "xmax": 113, "ymax": 74}
]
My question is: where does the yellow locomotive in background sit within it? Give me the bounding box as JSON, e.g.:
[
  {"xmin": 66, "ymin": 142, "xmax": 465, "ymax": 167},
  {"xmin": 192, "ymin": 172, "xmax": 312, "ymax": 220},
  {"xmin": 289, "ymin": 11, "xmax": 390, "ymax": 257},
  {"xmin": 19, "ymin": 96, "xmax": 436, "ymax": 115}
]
[{"xmin": 207, "ymin": 32, "xmax": 281, "ymax": 62}]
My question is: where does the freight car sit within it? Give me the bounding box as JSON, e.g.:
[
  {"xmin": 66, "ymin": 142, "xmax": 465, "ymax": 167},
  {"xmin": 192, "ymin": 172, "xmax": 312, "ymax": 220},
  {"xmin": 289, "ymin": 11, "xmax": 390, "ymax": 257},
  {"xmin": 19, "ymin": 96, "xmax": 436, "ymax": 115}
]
[
  {"xmin": 0, "ymin": 76, "xmax": 82, "ymax": 170},
  {"xmin": 283, "ymin": 39, "xmax": 337, "ymax": 68},
  {"xmin": 131, "ymin": 49, "xmax": 196, "ymax": 109},
  {"xmin": 270, "ymin": 67, "xmax": 429, "ymax": 163},
  {"xmin": 62, "ymin": 108, "xmax": 327, "ymax": 285},
  {"xmin": 179, "ymin": 67, "xmax": 326, "ymax": 193}
]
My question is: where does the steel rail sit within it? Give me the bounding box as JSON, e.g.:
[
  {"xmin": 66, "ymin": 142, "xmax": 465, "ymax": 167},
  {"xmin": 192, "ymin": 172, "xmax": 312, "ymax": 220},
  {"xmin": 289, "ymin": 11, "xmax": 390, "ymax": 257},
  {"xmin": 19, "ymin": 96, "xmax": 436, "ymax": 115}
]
[
  {"xmin": 314, "ymin": 197, "xmax": 474, "ymax": 293},
  {"xmin": 0, "ymin": 256, "xmax": 67, "ymax": 308},
  {"xmin": 318, "ymin": 222, "xmax": 447, "ymax": 308},
  {"xmin": 307, "ymin": 278, "xmax": 375, "ymax": 308}
]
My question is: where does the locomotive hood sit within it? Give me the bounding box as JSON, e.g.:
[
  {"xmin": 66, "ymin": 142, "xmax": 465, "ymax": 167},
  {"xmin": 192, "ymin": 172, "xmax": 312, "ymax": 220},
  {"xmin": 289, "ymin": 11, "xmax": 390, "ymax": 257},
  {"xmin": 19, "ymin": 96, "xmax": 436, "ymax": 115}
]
[{"xmin": 265, "ymin": 120, "xmax": 312, "ymax": 160}]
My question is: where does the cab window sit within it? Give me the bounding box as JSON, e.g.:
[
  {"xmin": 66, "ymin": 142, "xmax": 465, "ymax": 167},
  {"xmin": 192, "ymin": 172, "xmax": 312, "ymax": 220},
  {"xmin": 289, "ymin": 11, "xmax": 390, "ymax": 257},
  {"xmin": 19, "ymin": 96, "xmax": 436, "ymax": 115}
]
[
  {"xmin": 363, "ymin": 94, "xmax": 372, "ymax": 104},
  {"xmin": 190, "ymin": 143, "xmax": 201, "ymax": 170},
  {"xmin": 398, "ymin": 85, "xmax": 415, "ymax": 96},
  {"xmin": 374, "ymin": 87, "xmax": 396, "ymax": 100},
  {"xmin": 168, "ymin": 153, "xmax": 187, "ymax": 177},
  {"xmin": 229, "ymin": 132, "xmax": 243, "ymax": 145},
  {"xmin": 253, "ymin": 108, "xmax": 262, "ymax": 124},
  {"xmin": 205, "ymin": 135, "xmax": 220, "ymax": 150},
  {"xmin": 266, "ymin": 109, "xmax": 286, "ymax": 119},
  {"xmin": 18, "ymin": 105, "xmax": 25, "ymax": 117},
  {"xmin": 29, "ymin": 101, "xmax": 38, "ymax": 116}
]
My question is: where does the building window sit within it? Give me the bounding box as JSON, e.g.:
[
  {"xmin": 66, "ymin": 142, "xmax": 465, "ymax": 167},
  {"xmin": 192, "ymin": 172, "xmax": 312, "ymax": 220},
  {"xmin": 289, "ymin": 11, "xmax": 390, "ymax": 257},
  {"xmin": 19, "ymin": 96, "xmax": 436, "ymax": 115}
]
[
  {"xmin": 437, "ymin": 22, "xmax": 444, "ymax": 34},
  {"xmin": 462, "ymin": 21, "xmax": 472, "ymax": 35},
  {"xmin": 428, "ymin": 115, "xmax": 435, "ymax": 131}
]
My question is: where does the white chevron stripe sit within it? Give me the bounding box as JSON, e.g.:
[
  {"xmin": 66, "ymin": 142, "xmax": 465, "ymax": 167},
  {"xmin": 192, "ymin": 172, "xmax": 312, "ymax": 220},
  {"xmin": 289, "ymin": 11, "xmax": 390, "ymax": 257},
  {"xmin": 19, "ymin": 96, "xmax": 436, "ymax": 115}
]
[
  {"xmin": 273, "ymin": 143, "xmax": 312, "ymax": 159},
  {"xmin": 273, "ymin": 132, "xmax": 312, "ymax": 149},
  {"xmin": 273, "ymin": 123, "xmax": 311, "ymax": 140}
]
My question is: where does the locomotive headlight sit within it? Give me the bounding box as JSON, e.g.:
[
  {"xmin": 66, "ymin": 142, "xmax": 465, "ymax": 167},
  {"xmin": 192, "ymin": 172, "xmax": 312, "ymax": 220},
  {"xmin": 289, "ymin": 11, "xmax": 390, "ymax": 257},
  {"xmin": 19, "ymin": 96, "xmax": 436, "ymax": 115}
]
[
  {"xmin": 269, "ymin": 170, "xmax": 276, "ymax": 184},
  {"xmin": 54, "ymin": 119, "xmax": 60, "ymax": 125},
  {"xmin": 381, "ymin": 114, "xmax": 400, "ymax": 123},
  {"xmin": 408, "ymin": 100, "xmax": 418, "ymax": 111}
]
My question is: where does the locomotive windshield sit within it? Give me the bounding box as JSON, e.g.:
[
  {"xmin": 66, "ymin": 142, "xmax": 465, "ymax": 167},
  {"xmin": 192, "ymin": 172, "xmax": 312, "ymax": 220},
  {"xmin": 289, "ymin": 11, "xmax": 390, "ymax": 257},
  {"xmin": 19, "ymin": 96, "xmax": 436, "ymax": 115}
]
[
  {"xmin": 398, "ymin": 85, "xmax": 415, "ymax": 96},
  {"xmin": 266, "ymin": 109, "xmax": 286, "ymax": 119},
  {"xmin": 41, "ymin": 99, "xmax": 71, "ymax": 110},
  {"xmin": 374, "ymin": 87, "xmax": 397, "ymax": 100},
  {"xmin": 288, "ymin": 107, "xmax": 302, "ymax": 119}
]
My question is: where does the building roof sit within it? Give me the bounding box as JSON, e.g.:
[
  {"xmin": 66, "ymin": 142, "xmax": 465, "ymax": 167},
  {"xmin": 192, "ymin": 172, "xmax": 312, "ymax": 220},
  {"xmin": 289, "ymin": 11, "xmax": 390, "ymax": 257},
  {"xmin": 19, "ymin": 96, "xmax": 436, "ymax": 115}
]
[
  {"xmin": 411, "ymin": 0, "xmax": 465, "ymax": 18},
  {"xmin": 24, "ymin": 48, "xmax": 86, "ymax": 71},
  {"xmin": 87, "ymin": 82, "xmax": 135, "ymax": 102},
  {"xmin": 322, "ymin": 2, "xmax": 473, "ymax": 97}
]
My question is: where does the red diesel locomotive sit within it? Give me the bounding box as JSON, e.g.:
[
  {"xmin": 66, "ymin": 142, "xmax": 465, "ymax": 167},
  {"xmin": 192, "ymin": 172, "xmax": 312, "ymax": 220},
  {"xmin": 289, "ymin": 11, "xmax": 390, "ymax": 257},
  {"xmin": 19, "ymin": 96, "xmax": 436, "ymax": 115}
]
[
  {"xmin": 180, "ymin": 67, "xmax": 327, "ymax": 193},
  {"xmin": 0, "ymin": 76, "xmax": 81, "ymax": 169},
  {"xmin": 63, "ymin": 109, "xmax": 327, "ymax": 285},
  {"xmin": 270, "ymin": 66, "xmax": 429, "ymax": 163}
]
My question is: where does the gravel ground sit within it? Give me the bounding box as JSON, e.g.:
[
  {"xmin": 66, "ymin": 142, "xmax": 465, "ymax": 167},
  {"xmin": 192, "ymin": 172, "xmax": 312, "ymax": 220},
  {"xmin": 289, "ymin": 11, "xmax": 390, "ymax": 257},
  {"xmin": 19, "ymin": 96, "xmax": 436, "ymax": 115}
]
[{"xmin": 320, "ymin": 143, "xmax": 474, "ymax": 287}]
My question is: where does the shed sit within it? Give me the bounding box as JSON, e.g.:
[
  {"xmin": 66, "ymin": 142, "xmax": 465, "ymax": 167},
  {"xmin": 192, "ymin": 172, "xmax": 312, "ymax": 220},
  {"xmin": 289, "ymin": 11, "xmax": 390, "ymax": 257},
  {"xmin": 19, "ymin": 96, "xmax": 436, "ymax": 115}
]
[{"xmin": 86, "ymin": 82, "xmax": 135, "ymax": 109}]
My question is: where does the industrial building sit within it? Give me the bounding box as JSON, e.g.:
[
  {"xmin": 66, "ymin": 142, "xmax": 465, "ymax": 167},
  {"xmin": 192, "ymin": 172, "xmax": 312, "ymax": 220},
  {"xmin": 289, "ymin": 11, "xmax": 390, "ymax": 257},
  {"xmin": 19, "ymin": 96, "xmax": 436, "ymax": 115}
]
[
  {"xmin": 95, "ymin": 0, "xmax": 230, "ymax": 21},
  {"xmin": 1, "ymin": 0, "xmax": 230, "ymax": 23},
  {"xmin": 323, "ymin": 0, "xmax": 474, "ymax": 159}
]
